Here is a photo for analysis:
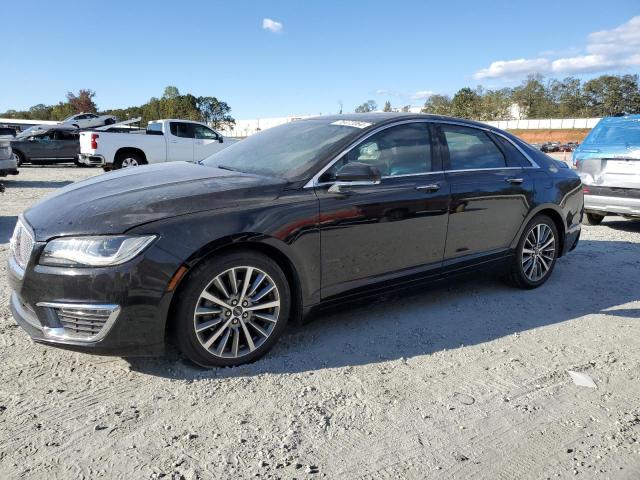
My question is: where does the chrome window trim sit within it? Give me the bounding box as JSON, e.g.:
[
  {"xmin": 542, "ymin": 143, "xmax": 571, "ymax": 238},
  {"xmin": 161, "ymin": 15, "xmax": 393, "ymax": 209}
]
[
  {"xmin": 304, "ymin": 119, "xmax": 434, "ymax": 188},
  {"xmin": 304, "ymin": 118, "xmax": 540, "ymax": 189}
]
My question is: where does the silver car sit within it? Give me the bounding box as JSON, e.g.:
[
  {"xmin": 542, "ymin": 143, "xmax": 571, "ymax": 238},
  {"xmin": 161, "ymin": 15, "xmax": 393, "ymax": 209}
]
[
  {"xmin": 0, "ymin": 129, "xmax": 19, "ymax": 177},
  {"xmin": 573, "ymin": 115, "xmax": 640, "ymax": 225}
]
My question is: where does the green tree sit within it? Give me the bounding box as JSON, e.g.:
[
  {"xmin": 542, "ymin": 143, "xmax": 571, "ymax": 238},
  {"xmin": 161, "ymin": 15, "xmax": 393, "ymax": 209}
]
[
  {"xmin": 421, "ymin": 94, "xmax": 453, "ymax": 116},
  {"xmin": 583, "ymin": 74, "xmax": 640, "ymax": 116},
  {"xmin": 50, "ymin": 102, "xmax": 75, "ymax": 120},
  {"xmin": 355, "ymin": 100, "xmax": 377, "ymax": 113},
  {"xmin": 163, "ymin": 86, "xmax": 181, "ymax": 99},
  {"xmin": 197, "ymin": 97, "xmax": 235, "ymax": 130},
  {"xmin": 451, "ymin": 87, "xmax": 482, "ymax": 119},
  {"xmin": 383, "ymin": 100, "xmax": 392, "ymax": 112},
  {"xmin": 478, "ymin": 88, "xmax": 512, "ymax": 120},
  {"xmin": 511, "ymin": 75, "xmax": 554, "ymax": 118}
]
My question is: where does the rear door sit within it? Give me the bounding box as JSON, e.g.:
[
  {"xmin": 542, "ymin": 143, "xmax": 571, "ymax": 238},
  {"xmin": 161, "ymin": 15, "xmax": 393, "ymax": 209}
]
[
  {"xmin": 167, "ymin": 122, "xmax": 195, "ymax": 162},
  {"xmin": 437, "ymin": 123, "xmax": 533, "ymax": 262},
  {"xmin": 193, "ymin": 124, "xmax": 226, "ymax": 161}
]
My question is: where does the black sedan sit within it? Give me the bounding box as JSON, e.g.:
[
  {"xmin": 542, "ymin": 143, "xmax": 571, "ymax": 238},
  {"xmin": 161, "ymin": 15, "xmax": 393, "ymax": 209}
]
[{"xmin": 8, "ymin": 114, "xmax": 583, "ymax": 367}]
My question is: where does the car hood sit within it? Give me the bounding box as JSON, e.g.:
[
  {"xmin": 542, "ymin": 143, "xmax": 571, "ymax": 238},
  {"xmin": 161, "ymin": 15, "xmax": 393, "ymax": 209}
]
[{"xmin": 24, "ymin": 162, "xmax": 287, "ymax": 241}]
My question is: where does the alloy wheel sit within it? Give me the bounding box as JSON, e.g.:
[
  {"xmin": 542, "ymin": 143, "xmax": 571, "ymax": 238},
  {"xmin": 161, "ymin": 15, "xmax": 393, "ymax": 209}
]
[
  {"xmin": 121, "ymin": 157, "xmax": 139, "ymax": 167},
  {"xmin": 193, "ymin": 266, "xmax": 281, "ymax": 359},
  {"xmin": 521, "ymin": 223, "xmax": 555, "ymax": 282}
]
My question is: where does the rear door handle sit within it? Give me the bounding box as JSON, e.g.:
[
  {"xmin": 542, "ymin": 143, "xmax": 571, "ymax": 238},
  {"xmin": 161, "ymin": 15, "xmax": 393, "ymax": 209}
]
[
  {"xmin": 505, "ymin": 177, "xmax": 524, "ymax": 184},
  {"xmin": 416, "ymin": 184, "xmax": 441, "ymax": 192}
]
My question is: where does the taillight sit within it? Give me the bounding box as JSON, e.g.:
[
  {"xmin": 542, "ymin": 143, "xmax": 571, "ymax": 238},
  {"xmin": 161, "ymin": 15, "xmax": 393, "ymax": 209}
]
[
  {"xmin": 90, "ymin": 133, "xmax": 99, "ymax": 149},
  {"xmin": 583, "ymin": 186, "xmax": 590, "ymax": 194}
]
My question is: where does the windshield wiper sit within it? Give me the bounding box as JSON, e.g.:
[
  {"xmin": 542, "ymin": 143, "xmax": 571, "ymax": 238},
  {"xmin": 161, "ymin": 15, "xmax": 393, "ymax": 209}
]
[{"xmin": 217, "ymin": 164, "xmax": 242, "ymax": 172}]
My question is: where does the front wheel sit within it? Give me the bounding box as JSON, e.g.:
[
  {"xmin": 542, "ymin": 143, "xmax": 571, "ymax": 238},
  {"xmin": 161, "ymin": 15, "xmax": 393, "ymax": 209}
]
[
  {"xmin": 505, "ymin": 214, "xmax": 559, "ymax": 289},
  {"xmin": 173, "ymin": 251, "xmax": 291, "ymax": 367},
  {"xmin": 14, "ymin": 151, "xmax": 25, "ymax": 167},
  {"xmin": 583, "ymin": 212, "xmax": 605, "ymax": 226}
]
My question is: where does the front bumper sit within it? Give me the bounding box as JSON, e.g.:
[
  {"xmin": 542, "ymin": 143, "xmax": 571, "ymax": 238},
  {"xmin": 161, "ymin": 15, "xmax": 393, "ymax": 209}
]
[
  {"xmin": 585, "ymin": 193, "xmax": 640, "ymax": 216},
  {"xmin": 78, "ymin": 153, "xmax": 106, "ymax": 166},
  {"xmin": 7, "ymin": 240, "xmax": 182, "ymax": 356}
]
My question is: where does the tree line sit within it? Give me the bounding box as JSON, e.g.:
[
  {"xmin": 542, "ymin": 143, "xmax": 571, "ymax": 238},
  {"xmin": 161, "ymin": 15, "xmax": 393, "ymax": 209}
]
[
  {"xmin": 357, "ymin": 74, "xmax": 640, "ymax": 120},
  {"xmin": 1, "ymin": 86, "xmax": 236, "ymax": 130}
]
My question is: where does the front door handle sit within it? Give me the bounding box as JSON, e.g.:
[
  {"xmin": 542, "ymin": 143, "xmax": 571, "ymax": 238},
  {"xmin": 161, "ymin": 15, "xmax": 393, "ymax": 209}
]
[
  {"xmin": 416, "ymin": 184, "xmax": 441, "ymax": 192},
  {"xmin": 505, "ymin": 177, "xmax": 524, "ymax": 184}
]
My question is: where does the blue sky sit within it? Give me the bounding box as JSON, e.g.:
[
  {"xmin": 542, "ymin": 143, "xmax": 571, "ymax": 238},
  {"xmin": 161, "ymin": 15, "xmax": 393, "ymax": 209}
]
[{"xmin": 2, "ymin": 1, "xmax": 639, "ymax": 118}]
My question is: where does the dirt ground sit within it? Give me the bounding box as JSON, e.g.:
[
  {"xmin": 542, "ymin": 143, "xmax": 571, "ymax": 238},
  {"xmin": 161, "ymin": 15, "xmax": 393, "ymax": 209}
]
[
  {"xmin": 509, "ymin": 129, "xmax": 591, "ymax": 144},
  {"xmin": 1, "ymin": 165, "xmax": 639, "ymax": 479}
]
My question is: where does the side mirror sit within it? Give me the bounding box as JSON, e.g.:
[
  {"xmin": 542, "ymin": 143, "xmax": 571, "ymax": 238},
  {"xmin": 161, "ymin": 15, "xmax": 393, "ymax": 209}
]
[
  {"xmin": 218, "ymin": 136, "xmax": 224, "ymax": 143},
  {"xmin": 329, "ymin": 162, "xmax": 381, "ymax": 193}
]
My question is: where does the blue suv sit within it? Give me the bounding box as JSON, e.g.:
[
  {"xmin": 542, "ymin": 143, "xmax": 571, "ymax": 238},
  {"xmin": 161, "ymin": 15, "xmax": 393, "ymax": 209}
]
[{"xmin": 573, "ymin": 115, "xmax": 640, "ymax": 225}]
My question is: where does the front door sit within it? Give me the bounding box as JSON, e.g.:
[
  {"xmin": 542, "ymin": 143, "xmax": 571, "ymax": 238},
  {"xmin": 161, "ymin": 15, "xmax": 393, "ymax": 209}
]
[
  {"xmin": 167, "ymin": 122, "xmax": 195, "ymax": 162},
  {"xmin": 193, "ymin": 124, "xmax": 226, "ymax": 161},
  {"xmin": 316, "ymin": 122, "xmax": 450, "ymax": 299},
  {"xmin": 437, "ymin": 123, "xmax": 533, "ymax": 261}
]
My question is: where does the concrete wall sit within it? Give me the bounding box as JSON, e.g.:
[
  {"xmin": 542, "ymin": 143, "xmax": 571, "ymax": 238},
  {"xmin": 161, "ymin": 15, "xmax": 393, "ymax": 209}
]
[{"xmin": 482, "ymin": 118, "xmax": 601, "ymax": 130}]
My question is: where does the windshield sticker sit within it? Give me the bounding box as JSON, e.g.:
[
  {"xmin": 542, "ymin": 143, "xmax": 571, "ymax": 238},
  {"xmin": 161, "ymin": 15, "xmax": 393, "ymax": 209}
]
[{"xmin": 330, "ymin": 120, "xmax": 372, "ymax": 129}]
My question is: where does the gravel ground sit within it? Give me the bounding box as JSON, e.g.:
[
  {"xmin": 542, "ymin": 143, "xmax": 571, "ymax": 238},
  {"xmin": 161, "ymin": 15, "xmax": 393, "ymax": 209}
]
[{"xmin": 1, "ymin": 166, "xmax": 639, "ymax": 479}]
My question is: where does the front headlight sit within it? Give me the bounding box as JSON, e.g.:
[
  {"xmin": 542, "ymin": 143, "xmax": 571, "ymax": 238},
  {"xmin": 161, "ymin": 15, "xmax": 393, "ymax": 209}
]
[{"xmin": 40, "ymin": 235, "xmax": 156, "ymax": 267}]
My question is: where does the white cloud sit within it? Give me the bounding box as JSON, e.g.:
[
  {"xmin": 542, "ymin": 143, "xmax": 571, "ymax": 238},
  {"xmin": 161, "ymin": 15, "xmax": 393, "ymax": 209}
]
[
  {"xmin": 411, "ymin": 90, "xmax": 436, "ymax": 100},
  {"xmin": 473, "ymin": 16, "xmax": 640, "ymax": 80},
  {"xmin": 474, "ymin": 58, "xmax": 550, "ymax": 80},
  {"xmin": 262, "ymin": 18, "xmax": 283, "ymax": 33},
  {"xmin": 375, "ymin": 89, "xmax": 389, "ymax": 95}
]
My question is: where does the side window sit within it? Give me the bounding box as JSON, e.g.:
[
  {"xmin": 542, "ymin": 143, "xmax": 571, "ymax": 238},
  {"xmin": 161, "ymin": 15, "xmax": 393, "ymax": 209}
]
[
  {"xmin": 170, "ymin": 122, "xmax": 194, "ymax": 139},
  {"xmin": 193, "ymin": 125, "xmax": 219, "ymax": 140},
  {"xmin": 442, "ymin": 125, "xmax": 506, "ymax": 170},
  {"xmin": 492, "ymin": 134, "xmax": 530, "ymax": 167},
  {"xmin": 323, "ymin": 123, "xmax": 432, "ymax": 180}
]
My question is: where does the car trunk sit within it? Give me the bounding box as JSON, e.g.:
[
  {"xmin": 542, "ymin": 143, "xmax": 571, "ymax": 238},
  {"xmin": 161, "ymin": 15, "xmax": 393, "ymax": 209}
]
[{"xmin": 577, "ymin": 147, "xmax": 640, "ymax": 191}]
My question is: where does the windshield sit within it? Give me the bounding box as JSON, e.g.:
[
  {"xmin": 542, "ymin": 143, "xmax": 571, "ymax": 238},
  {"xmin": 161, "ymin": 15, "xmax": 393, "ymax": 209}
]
[
  {"xmin": 62, "ymin": 114, "xmax": 78, "ymax": 122},
  {"xmin": 583, "ymin": 118, "xmax": 640, "ymax": 146},
  {"xmin": 201, "ymin": 120, "xmax": 361, "ymax": 181}
]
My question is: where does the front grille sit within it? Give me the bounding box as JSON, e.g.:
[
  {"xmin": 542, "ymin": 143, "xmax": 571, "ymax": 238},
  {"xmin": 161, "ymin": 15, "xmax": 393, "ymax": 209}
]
[
  {"xmin": 10, "ymin": 219, "xmax": 35, "ymax": 269},
  {"xmin": 58, "ymin": 307, "xmax": 111, "ymax": 338},
  {"xmin": 38, "ymin": 303, "xmax": 120, "ymax": 342}
]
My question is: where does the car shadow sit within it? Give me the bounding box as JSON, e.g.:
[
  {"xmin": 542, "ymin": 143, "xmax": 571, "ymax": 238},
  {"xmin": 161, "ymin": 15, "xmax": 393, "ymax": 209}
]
[
  {"xmin": 4, "ymin": 179, "xmax": 74, "ymax": 188},
  {"xmin": 603, "ymin": 218, "xmax": 640, "ymax": 233},
  {"xmin": 127, "ymin": 237, "xmax": 640, "ymax": 379}
]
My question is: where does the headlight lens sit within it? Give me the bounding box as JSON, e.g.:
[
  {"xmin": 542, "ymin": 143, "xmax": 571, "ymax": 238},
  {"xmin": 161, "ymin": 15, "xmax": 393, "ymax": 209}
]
[{"xmin": 40, "ymin": 235, "xmax": 156, "ymax": 267}]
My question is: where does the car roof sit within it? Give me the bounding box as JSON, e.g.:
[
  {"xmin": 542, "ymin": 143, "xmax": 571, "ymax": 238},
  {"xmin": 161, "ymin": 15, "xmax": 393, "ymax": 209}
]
[{"xmin": 305, "ymin": 112, "xmax": 498, "ymax": 131}]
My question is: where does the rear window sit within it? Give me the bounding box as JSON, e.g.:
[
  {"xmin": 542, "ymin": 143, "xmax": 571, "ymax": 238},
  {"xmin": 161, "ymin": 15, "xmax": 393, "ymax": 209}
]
[
  {"xmin": 584, "ymin": 118, "xmax": 640, "ymax": 145},
  {"xmin": 442, "ymin": 125, "xmax": 506, "ymax": 170}
]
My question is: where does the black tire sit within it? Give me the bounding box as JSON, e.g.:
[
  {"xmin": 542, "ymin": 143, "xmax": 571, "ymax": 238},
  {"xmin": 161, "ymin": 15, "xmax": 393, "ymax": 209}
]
[
  {"xmin": 14, "ymin": 151, "xmax": 25, "ymax": 167},
  {"xmin": 104, "ymin": 118, "xmax": 116, "ymax": 125},
  {"xmin": 114, "ymin": 151, "xmax": 144, "ymax": 169},
  {"xmin": 505, "ymin": 214, "xmax": 559, "ymax": 289},
  {"xmin": 173, "ymin": 251, "xmax": 291, "ymax": 367},
  {"xmin": 583, "ymin": 212, "xmax": 605, "ymax": 226}
]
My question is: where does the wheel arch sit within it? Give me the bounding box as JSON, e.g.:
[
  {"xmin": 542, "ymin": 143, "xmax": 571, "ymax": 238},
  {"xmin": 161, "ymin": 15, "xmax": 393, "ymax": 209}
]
[
  {"xmin": 164, "ymin": 236, "xmax": 305, "ymax": 343},
  {"xmin": 115, "ymin": 147, "xmax": 147, "ymax": 164},
  {"xmin": 512, "ymin": 204, "xmax": 567, "ymax": 257}
]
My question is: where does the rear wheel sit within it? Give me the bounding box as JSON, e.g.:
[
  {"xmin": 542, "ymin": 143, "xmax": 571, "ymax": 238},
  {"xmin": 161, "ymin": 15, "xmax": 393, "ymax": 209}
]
[
  {"xmin": 505, "ymin": 214, "xmax": 559, "ymax": 289},
  {"xmin": 173, "ymin": 251, "xmax": 291, "ymax": 367},
  {"xmin": 114, "ymin": 151, "xmax": 144, "ymax": 169},
  {"xmin": 583, "ymin": 212, "xmax": 605, "ymax": 226}
]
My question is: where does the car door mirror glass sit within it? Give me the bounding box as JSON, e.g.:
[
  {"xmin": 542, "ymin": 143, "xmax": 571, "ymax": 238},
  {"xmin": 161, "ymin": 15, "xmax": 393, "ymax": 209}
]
[{"xmin": 334, "ymin": 161, "xmax": 382, "ymax": 183}]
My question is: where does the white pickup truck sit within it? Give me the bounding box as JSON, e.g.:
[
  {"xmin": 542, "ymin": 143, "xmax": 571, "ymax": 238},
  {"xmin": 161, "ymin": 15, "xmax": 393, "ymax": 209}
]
[{"xmin": 78, "ymin": 119, "xmax": 237, "ymax": 169}]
